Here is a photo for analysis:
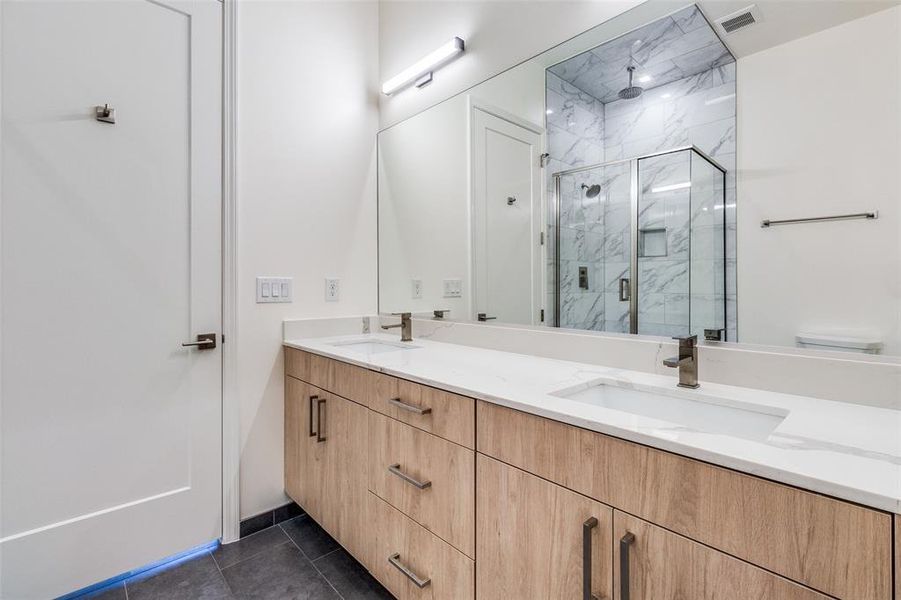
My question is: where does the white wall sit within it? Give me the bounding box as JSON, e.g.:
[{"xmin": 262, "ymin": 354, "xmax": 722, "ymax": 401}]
[
  {"xmin": 378, "ymin": 0, "xmax": 645, "ymax": 128},
  {"xmin": 236, "ymin": 0, "xmax": 379, "ymax": 519},
  {"xmin": 736, "ymin": 6, "xmax": 901, "ymax": 354}
]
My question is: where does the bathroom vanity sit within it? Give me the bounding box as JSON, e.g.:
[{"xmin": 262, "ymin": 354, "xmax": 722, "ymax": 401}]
[{"xmin": 283, "ymin": 333, "xmax": 900, "ymax": 600}]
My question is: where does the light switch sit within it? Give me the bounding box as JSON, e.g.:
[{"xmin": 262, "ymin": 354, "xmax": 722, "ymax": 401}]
[
  {"xmin": 443, "ymin": 279, "xmax": 462, "ymax": 298},
  {"xmin": 257, "ymin": 277, "xmax": 292, "ymax": 303}
]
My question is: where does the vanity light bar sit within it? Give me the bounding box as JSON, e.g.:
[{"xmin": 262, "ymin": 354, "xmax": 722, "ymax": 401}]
[{"xmin": 381, "ymin": 37, "xmax": 465, "ymax": 95}]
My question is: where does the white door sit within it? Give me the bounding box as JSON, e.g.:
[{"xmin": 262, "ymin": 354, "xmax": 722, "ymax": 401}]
[
  {"xmin": 0, "ymin": 1, "xmax": 222, "ymax": 597},
  {"xmin": 471, "ymin": 106, "xmax": 543, "ymax": 325}
]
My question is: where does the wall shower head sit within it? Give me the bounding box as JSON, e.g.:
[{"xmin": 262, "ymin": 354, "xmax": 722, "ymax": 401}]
[
  {"xmin": 618, "ymin": 66, "xmax": 644, "ymax": 100},
  {"xmin": 581, "ymin": 183, "xmax": 602, "ymax": 198}
]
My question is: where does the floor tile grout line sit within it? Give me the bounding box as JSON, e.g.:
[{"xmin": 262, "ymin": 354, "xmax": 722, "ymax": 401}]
[
  {"xmin": 311, "ymin": 547, "xmax": 342, "ymax": 564},
  {"xmin": 213, "ymin": 525, "xmax": 293, "ymax": 572},
  {"xmin": 308, "ymin": 550, "xmax": 346, "ymax": 600},
  {"xmin": 207, "ymin": 548, "xmax": 237, "ymax": 597}
]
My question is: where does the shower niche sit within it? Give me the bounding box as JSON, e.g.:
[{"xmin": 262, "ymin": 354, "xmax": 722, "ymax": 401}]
[{"xmin": 553, "ymin": 147, "xmax": 727, "ymax": 338}]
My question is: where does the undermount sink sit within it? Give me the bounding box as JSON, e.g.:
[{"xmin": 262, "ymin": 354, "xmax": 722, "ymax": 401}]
[
  {"xmin": 329, "ymin": 339, "xmax": 421, "ymax": 355},
  {"xmin": 552, "ymin": 381, "xmax": 788, "ymax": 441}
]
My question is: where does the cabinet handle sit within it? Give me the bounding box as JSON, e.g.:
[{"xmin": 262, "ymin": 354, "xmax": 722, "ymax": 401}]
[
  {"xmin": 388, "ymin": 464, "xmax": 432, "ymax": 489},
  {"xmin": 388, "ymin": 397, "xmax": 432, "ymax": 415},
  {"xmin": 388, "ymin": 553, "xmax": 431, "ymax": 588},
  {"xmin": 620, "ymin": 532, "xmax": 635, "ymax": 600},
  {"xmin": 308, "ymin": 395, "xmax": 318, "ymax": 438},
  {"xmin": 316, "ymin": 397, "xmax": 326, "ymax": 443},
  {"xmin": 583, "ymin": 517, "xmax": 599, "ymax": 600}
]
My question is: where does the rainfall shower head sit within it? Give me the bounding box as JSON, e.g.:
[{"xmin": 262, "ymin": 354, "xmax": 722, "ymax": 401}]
[
  {"xmin": 618, "ymin": 66, "xmax": 644, "ymax": 100},
  {"xmin": 581, "ymin": 183, "xmax": 602, "ymax": 198}
]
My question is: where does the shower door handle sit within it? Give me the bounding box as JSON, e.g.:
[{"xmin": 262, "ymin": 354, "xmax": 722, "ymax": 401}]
[{"xmin": 619, "ymin": 278, "xmax": 631, "ymax": 301}]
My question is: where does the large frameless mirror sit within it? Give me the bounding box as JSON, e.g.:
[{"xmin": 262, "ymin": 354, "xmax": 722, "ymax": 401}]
[{"xmin": 378, "ymin": 0, "xmax": 901, "ymax": 357}]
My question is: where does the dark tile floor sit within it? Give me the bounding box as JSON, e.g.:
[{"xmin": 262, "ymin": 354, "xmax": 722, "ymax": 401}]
[{"xmin": 81, "ymin": 515, "xmax": 393, "ymax": 600}]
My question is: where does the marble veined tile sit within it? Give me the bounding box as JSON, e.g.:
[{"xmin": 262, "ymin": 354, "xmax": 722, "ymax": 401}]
[
  {"xmin": 547, "ymin": 87, "xmax": 604, "ymax": 139},
  {"xmin": 638, "ymin": 292, "xmax": 666, "ymax": 323},
  {"xmin": 548, "ymin": 124, "xmax": 604, "ymax": 168},
  {"xmin": 638, "ymin": 259, "xmax": 689, "ymax": 294},
  {"xmin": 688, "ymin": 118, "xmax": 735, "ymax": 159},
  {"xmin": 672, "ymin": 5, "xmax": 708, "ymax": 34},
  {"xmin": 671, "ymin": 42, "xmax": 733, "ymax": 77},
  {"xmin": 604, "ymin": 262, "xmax": 630, "ymax": 292},
  {"xmin": 546, "ymin": 72, "xmax": 605, "ymax": 117},
  {"xmin": 605, "ymin": 103, "xmax": 665, "ymax": 148}
]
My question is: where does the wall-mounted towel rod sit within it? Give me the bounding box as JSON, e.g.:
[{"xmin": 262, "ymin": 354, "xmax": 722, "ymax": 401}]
[{"xmin": 761, "ymin": 211, "xmax": 878, "ymax": 228}]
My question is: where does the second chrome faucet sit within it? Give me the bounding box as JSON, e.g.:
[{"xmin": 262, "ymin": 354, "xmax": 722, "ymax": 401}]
[{"xmin": 663, "ymin": 335, "xmax": 699, "ymax": 388}]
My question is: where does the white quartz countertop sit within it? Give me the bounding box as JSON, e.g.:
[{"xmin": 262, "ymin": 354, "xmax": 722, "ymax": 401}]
[{"xmin": 284, "ymin": 332, "xmax": 901, "ymax": 514}]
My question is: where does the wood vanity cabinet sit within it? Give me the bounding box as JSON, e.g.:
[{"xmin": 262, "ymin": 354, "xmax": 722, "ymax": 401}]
[
  {"xmin": 285, "ymin": 348, "xmax": 896, "ymax": 600},
  {"xmin": 476, "ymin": 454, "xmax": 612, "ymax": 600},
  {"xmin": 477, "ymin": 400, "xmax": 893, "ymax": 600},
  {"xmin": 284, "ymin": 361, "xmax": 368, "ymax": 563}
]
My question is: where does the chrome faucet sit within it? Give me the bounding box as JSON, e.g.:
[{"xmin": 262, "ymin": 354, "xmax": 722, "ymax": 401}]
[
  {"xmin": 381, "ymin": 312, "xmax": 412, "ymax": 342},
  {"xmin": 663, "ymin": 335, "xmax": 699, "ymax": 389}
]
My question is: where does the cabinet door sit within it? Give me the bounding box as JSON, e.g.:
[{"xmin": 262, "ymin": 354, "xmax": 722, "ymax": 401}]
[
  {"xmin": 284, "ymin": 376, "xmax": 326, "ymax": 521},
  {"xmin": 318, "ymin": 392, "xmax": 369, "ymax": 565},
  {"xmin": 477, "ymin": 455, "xmax": 613, "ymax": 600},
  {"xmin": 613, "ymin": 511, "xmax": 831, "ymax": 600}
]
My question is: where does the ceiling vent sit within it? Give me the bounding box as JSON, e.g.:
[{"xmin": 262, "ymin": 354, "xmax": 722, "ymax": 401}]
[{"xmin": 715, "ymin": 4, "xmax": 762, "ymax": 34}]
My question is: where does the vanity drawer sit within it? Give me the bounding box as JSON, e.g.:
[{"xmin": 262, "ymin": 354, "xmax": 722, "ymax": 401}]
[
  {"xmin": 369, "ymin": 411, "xmax": 474, "ymax": 557},
  {"xmin": 368, "ymin": 492, "xmax": 474, "ymax": 600},
  {"xmin": 284, "ymin": 347, "xmax": 311, "ymax": 381},
  {"xmin": 477, "ymin": 401, "xmax": 893, "ymax": 600},
  {"xmin": 284, "ymin": 348, "xmax": 372, "ymax": 406},
  {"xmin": 369, "ymin": 372, "xmax": 474, "ymax": 448}
]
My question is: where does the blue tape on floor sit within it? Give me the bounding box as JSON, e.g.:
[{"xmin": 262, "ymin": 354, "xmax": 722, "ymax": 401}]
[{"xmin": 57, "ymin": 539, "xmax": 220, "ymax": 599}]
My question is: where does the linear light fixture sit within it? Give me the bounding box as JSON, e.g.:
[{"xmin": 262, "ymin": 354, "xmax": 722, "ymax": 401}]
[
  {"xmin": 651, "ymin": 182, "xmax": 691, "ymax": 193},
  {"xmin": 381, "ymin": 37, "xmax": 465, "ymax": 95}
]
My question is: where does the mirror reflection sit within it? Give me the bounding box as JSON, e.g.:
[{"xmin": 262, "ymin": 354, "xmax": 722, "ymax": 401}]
[{"xmin": 378, "ymin": 2, "xmax": 899, "ymax": 356}]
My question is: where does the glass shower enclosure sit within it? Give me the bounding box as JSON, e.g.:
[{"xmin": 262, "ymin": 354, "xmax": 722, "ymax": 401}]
[{"xmin": 552, "ymin": 146, "xmax": 727, "ymax": 339}]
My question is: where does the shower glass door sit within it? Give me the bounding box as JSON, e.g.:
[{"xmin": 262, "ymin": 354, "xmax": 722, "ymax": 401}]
[
  {"xmin": 554, "ymin": 161, "xmax": 630, "ymax": 331},
  {"xmin": 636, "ymin": 150, "xmax": 693, "ymax": 337},
  {"xmin": 554, "ymin": 146, "xmax": 727, "ymax": 337}
]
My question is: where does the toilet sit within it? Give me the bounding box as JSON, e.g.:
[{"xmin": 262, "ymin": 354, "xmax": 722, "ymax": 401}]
[{"xmin": 795, "ymin": 332, "xmax": 884, "ymax": 355}]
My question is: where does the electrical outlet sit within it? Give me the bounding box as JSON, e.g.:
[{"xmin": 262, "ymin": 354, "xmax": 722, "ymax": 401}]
[
  {"xmin": 256, "ymin": 277, "xmax": 293, "ymax": 303},
  {"xmin": 443, "ymin": 279, "xmax": 462, "ymax": 298},
  {"xmin": 411, "ymin": 278, "xmax": 422, "ymax": 299},
  {"xmin": 325, "ymin": 278, "xmax": 340, "ymax": 302}
]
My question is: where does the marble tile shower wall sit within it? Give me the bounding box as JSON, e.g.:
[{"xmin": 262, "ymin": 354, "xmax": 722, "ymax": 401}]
[
  {"xmin": 546, "ymin": 62, "xmax": 737, "ymax": 339},
  {"xmin": 546, "ymin": 71, "xmax": 607, "ymax": 329},
  {"xmin": 603, "ymin": 62, "xmax": 737, "ymax": 339}
]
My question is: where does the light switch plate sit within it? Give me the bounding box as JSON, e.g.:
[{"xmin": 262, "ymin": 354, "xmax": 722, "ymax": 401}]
[
  {"xmin": 257, "ymin": 277, "xmax": 293, "ymax": 303},
  {"xmin": 325, "ymin": 278, "xmax": 340, "ymax": 302},
  {"xmin": 411, "ymin": 278, "xmax": 422, "ymax": 299},
  {"xmin": 443, "ymin": 279, "xmax": 462, "ymax": 298}
]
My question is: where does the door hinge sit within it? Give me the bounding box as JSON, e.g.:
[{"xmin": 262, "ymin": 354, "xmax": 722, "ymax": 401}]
[
  {"xmin": 540, "ymin": 231, "xmax": 545, "ymax": 245},
  {"xmin": 540, "ymin": 309, "xmax": 545, "ymax": 322}
]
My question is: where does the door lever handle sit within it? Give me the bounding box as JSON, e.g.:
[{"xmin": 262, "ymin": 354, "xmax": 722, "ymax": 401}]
[{"xmin": 181, "ymin": 333, "xmax": 217, "ymax": 350}]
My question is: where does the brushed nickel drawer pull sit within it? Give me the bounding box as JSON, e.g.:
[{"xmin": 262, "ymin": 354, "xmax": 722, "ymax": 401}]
[
  {"xmin": 620, "ymin": 531, "xmax": 635, "ymax": 600},
  {"xmin": 316, "ymin": 397, "xmax": 327, "ymax": 443},
  {"xmin": 308, "ymin": 395, "xmax": 318, "ymax": 438},
  {"xmin": 388, "ymin": 553, "xmax": 431, "ymax": 588},
  {"xmin": 583, "ymin": 517, "xmax": 599, "ymax": 600},
  {"xmin": 388, "ymin": 464, "xmax": 432, "ymax": 489},
  {"xmin": 388, "ymin": 397, "xmax": 432, "ymax": 415}
]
